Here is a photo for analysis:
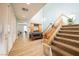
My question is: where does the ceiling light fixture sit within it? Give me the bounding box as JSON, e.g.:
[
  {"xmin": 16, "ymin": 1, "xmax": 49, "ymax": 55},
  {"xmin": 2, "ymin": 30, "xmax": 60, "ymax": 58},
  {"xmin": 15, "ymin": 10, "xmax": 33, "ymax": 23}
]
[{"xmin": 26, "ymin": 3, "xmax": 30, "ymax": 4}]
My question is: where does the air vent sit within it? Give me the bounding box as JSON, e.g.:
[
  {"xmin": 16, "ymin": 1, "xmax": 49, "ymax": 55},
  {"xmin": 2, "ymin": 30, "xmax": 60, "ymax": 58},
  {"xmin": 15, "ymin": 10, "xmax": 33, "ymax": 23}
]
[{"xmin": 22, "ymin": 8, "xmax": 29, "ymax": 11}]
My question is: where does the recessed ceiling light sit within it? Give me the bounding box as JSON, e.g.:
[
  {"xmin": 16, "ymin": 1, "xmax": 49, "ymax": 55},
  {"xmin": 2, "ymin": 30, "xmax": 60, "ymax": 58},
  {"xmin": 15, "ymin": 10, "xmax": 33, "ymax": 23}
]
[{"xmin": 26, "ymin": 3, "xmax": 30, "ymax": 4}]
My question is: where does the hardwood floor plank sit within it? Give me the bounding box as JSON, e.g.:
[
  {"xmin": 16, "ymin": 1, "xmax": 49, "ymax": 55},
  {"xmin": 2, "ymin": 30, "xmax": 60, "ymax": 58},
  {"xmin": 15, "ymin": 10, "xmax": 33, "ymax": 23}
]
[{"xmin": 9, "ymin": 38, "xmax": 44, "ymax": 56}]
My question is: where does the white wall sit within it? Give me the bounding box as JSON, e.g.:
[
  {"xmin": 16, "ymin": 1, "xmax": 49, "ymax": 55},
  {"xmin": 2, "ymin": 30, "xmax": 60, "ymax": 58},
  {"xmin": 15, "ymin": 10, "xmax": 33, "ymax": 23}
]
[
  {"xmin": 31, "ymin": 3, "xmax": 79, "ymax": 31},
  {"xmin": 30, "ymin": 7, "xmax": 43, "ymax": 32},
  {"xmin": 0, "ymin": 4, "xmax": 9, "ymax": 55},
  {"xmin": 8, "ymin": 4, "xmax": 16, "ymax": 53},
  {"xmin": 0, "ymin": 4, "xmax": 16, "ymax": 55},
  {"xmin": 43, "ymin": 3, "xmax": 79, "ymax": 31}
]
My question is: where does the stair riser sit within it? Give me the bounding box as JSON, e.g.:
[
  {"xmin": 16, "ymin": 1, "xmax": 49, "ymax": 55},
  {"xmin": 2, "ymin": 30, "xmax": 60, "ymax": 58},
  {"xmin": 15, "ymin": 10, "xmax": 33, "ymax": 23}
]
[
  {"xmin": 55, "ymin": 37, "xmax": 79, "ymax": 48},
  {"xmin": 62, "ymin": 26, "xmax": 79, "ymax": 27},
  {"xmin": 56, "ymin": 34, "xmax": 79, "ymax": 40},
  {"xmin": 59, "ymin": 31, "xmax": 79, "ymax": 35},
  {"xmin": 60, "ymin": 28, "xmax": 79, "ymax": 30},
  {"xmin": 51, "ymin": 25, "xmax": 79, "ymax": 56},
  {"xmin": 52, "ymin": 50, "xmax": 63, "ymax": 56},
  {"xmin": 52, "ymin": 42, "xmax": 79, "ymax": 55},
  {"xmin": 62, "ymin": 25, "xmax": 79, "ymax": 27}
]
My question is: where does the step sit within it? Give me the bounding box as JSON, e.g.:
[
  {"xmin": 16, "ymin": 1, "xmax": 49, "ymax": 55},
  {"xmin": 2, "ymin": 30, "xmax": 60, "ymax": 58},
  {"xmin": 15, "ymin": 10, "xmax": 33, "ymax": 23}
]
[
  {"xmin": 61, "ymin": 27, "xmax": 79, "ymax": 30},
  {"xmin": 52, "ymin": 41, "xmax": 79, "ymax": 55},
  {"xmin": 51, "ymin": 45, "xmax": 72, "ymax": 56},
  {"xmin": 62, "ymin": 24, "xmax": 79, "ymax": 27},
  {"xmin": 59, "ymin": 30, "xmax": 79, "ymax": 35},
  {"xmin": 56, "ymin": 33, "xmax": 79, "ymax": 40},
  {"xmin": 54, "ymin": 36, "xmax": 79, "ymax": 48}
]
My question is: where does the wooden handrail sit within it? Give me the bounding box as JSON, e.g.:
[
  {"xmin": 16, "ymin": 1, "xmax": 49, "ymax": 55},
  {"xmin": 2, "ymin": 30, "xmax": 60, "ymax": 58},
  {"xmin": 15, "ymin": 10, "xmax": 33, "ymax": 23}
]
[{"xmin": 43, "ymin": 15, "xmax": 64, "ymax": 44}]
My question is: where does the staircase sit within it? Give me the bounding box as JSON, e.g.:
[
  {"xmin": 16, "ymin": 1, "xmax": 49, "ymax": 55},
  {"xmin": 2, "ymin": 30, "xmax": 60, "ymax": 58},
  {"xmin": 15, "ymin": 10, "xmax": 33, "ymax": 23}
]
[{"xmin": 51, "ymin": 24, "xmax": 79, "ymax": 56}]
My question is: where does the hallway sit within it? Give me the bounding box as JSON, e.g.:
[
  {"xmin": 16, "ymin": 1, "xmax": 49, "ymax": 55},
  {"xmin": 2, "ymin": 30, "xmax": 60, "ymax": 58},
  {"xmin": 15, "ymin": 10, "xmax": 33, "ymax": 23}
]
[
  {"xmin": 9, "ymin": 38, "xmax": 44, "ymax": 56},
  {"xmin": 0, "ymin": 3, "xmax": 79, "ymax": 56}
]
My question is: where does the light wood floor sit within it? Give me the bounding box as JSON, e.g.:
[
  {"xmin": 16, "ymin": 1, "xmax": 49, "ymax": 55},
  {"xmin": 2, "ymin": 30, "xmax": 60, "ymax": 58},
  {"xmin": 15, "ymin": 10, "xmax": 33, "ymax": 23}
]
[{"xmin": 8, "ymin": 37, "xmax": 44, "ymax": 56}]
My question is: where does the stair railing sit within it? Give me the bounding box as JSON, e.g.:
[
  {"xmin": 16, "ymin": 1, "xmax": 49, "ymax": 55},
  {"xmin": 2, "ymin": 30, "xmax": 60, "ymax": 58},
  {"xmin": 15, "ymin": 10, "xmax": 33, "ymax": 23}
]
[
  {"xmin": 43, "ymin": 23, "xmax": 53, "ymax": 38},
  {"xmin": 43, "ymin": 23, "xmax": 53, "ymax": 33},
  {"xmin": 43, "ymin": 14, "xmax": 73, "ymax": 40},
  {"xmin": 43, "ymin": 14, "xmax": 64, "ymax": 44},
  {"xmin": 43, "ymin": 14, "xmax": 64, "ymax": 56}
]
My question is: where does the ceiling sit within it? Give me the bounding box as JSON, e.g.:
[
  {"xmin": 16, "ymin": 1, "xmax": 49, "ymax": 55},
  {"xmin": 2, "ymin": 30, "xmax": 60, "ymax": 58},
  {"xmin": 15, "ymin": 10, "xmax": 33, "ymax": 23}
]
[{"xmin": 11, "ymin": 3, "xmax": 46, "ymax": 22}]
